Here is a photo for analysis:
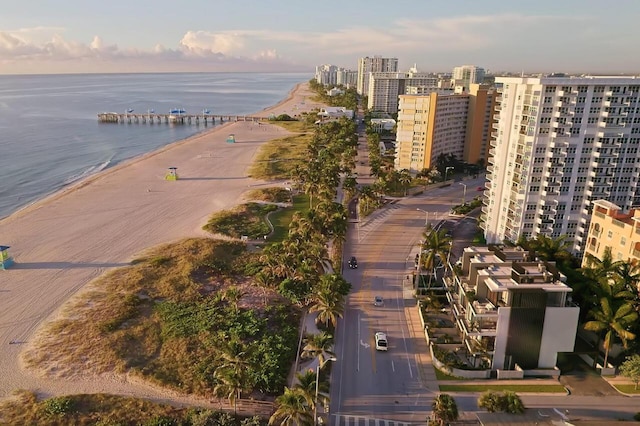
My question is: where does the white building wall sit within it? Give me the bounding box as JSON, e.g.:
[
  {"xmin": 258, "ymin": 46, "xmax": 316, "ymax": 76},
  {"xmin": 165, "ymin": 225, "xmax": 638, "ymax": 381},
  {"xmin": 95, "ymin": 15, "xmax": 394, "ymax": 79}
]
[
  {"xmin": 492, "ymin": 308, "xmax": 511, "ymax": 370},
  {"xmin": 538, "ymin": 307, "xmax": 580, "ymax": 368},
  {"xmin": 484, "ymin": 76, "xmax": 640, "ymax": 253}
]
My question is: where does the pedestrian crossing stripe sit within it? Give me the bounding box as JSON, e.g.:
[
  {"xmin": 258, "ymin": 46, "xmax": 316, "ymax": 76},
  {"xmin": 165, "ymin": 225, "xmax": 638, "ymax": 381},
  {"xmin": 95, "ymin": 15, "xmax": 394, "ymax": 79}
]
[{"xmin": 331, "ymin": 414, "xmax": 413, "ymax": 426}]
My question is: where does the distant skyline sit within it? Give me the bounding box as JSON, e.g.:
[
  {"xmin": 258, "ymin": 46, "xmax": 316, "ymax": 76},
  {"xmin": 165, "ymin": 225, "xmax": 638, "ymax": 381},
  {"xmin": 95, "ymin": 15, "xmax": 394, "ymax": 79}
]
[{"xmin": 1, "ymin": 0, "xmax": 639, "ymax": 75}]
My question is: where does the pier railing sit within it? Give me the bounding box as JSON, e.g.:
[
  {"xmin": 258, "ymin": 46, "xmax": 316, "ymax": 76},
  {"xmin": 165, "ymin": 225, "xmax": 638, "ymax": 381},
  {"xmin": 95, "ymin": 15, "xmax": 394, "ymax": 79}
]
[{"xmin": 97, "ymin": 112, "xmax": 268, "ymax": 125}]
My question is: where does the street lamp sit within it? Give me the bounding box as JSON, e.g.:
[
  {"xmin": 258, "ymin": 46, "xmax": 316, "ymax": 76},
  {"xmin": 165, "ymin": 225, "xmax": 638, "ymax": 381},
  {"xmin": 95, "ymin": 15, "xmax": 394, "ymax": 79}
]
[
  {"xmin": 416, "ymin": 208, "xmax": 429, "ymax": 226},
  {"xmin": 315, "ymin": 356, "xmax": 337, "ymax": 425},
  {"xmin": 459, "ymin": 182, "xmax": 467, "ymax": 205},
  {"xmin": 445, "ymin": 166, "xmax": 454, "ymax": 182}
]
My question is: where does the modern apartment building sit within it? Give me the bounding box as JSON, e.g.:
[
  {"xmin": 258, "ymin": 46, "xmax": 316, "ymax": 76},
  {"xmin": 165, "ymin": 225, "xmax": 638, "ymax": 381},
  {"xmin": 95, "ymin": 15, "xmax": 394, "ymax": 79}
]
[
  {"xmin": 465, "ymin": 84, "xmax": 498, "ymax": 166},
  {"xmin": 395, "ymin": 93, "xmax": 469, "ymax": 172},
  {"xmin": 482, "ymin": 76, "xmax": 640, "ymax": 254},
  {"xmin": 367, "ymin": 70, "xmax": 439, "ymax": 114},
  {"xmin": 356, "ymin": 56, "xmax": 398, "ymax": 96},
  {"xmin": 451, "ymin": 245, "xmax": 579, "ymax": 371},
  {"xmin": 583, "ymin": 199, "xmax": 640, "ymax": 266},
  {"xmin": 453, "ymin": 65, "xmax": 486, "ymax": 90}
]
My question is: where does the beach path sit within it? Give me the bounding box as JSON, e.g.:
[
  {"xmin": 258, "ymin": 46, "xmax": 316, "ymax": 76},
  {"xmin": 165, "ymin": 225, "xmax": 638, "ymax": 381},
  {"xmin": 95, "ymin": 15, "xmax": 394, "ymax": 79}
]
[{"xmin": 0, "ymin": 82, "xmax": 325, "ymax": 401}]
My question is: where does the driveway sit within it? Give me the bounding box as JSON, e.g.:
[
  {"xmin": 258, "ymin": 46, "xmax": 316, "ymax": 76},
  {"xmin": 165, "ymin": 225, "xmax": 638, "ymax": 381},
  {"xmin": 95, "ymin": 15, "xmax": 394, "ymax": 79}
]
[{"xmin": 558, "ymin": 354, "xmax": 619, "ymax": 396}]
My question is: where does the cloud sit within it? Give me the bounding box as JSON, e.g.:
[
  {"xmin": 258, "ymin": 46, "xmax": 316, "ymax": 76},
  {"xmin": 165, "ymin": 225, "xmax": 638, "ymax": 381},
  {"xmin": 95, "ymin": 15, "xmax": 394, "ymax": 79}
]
[
  {"xmin": 179, "ymin": 30, "xmax": 245, "ymax": 56},
  {"xmin": 0, "ymin": 13, "xmax": 636, "ymax": 74}
]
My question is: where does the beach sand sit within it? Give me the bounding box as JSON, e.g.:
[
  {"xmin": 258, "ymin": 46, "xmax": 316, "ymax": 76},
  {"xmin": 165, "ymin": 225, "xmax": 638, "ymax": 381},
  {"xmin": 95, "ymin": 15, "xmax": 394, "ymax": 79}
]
[{"xmin": 0, "ymin": 81, "xmax": 325, "ymax": 402}]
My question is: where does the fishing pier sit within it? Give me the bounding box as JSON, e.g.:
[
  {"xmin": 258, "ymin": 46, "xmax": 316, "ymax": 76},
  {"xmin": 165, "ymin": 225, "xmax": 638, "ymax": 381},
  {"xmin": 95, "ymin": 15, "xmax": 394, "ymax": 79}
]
[{"xmin": 97, "ymin": 112, "xmax": 268, "ymax": 125}]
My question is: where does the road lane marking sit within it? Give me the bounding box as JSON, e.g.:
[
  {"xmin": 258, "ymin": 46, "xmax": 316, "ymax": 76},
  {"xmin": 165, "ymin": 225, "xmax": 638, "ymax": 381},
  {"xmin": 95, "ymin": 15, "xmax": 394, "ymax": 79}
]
[
  {"xmin": 357, "ymin": 311, "xmax": 361, "ymax": 372},
  {"xmin": 397, "ymin": 289, "xmax": 413, "ymax": 379},
  {"xmin": 391, "ymin": 360, "xmax": 395, "ymax": 372}
]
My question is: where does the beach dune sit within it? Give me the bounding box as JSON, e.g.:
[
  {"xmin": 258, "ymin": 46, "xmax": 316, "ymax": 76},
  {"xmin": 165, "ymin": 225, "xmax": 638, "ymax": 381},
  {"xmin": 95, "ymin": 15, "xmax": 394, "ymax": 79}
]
[{"xmin": 0, "ymin": 82, "xmax": 324, "ymax": 401}]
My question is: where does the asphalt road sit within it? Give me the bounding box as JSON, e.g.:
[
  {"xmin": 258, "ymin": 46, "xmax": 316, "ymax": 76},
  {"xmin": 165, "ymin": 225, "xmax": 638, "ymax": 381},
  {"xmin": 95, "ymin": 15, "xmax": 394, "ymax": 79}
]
[{"xmin": 329, "ymin": 176, "xmax": 486, "ymax": 425}]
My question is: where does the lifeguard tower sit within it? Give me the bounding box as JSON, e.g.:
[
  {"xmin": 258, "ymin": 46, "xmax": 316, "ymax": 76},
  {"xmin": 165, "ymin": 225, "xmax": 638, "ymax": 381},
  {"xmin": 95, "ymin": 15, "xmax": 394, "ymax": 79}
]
[
  {"xmin": 0, "ymin": 246, "xmax": 14, "ymax": 270},
  {"xmin": 226, "ymin": 134, "xmax": 236, "ymax": 144},
  {"xmin": 165, "ymin": 167, "xmax": 179, "ymax": 181}
]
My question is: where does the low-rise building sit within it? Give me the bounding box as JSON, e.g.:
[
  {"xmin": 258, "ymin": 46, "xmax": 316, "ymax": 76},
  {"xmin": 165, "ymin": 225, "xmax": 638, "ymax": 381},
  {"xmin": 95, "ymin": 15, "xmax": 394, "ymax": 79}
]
[
  {"xmin": 450, "ymin": 245, "xmax": 579, "ymax": 371},
  {"xmin": 370, "ymin": 118, "xmax": 396, "ymax": 132},
  {"xmin": 317, "ymin": 107, "xmax": 354, "ymax": 120}
]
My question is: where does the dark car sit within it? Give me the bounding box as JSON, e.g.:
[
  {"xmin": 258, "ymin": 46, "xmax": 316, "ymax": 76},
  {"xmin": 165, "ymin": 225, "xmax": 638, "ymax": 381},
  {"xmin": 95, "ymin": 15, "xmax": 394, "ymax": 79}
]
[{"xmin": 348, "ymin": 256, "xmax": 358, "ymax": 269}]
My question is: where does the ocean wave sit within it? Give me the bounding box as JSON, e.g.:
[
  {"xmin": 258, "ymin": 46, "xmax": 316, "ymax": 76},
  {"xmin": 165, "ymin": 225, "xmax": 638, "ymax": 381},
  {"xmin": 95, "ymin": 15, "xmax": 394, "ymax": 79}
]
[{"xmin": 63, "ymin": 157, "xmax": 113, "ymax": 185}]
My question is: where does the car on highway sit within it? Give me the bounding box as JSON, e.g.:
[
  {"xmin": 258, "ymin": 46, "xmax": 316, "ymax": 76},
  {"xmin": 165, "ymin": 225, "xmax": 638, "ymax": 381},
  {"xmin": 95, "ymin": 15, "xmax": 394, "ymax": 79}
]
[
  {"xmin": 477, "ymin": 186, "xmax": 485, "ymax": 191},
  {"xmin": 374, "ymin": 295, "xmax": 384, "ymax": 307},
  {"xmin": 348, "ymin": 256, "xmax": 358, "ymax": 269},
  {"xmin": 375, "ymin": 332, "xmax": 388, "ymax": 351}
]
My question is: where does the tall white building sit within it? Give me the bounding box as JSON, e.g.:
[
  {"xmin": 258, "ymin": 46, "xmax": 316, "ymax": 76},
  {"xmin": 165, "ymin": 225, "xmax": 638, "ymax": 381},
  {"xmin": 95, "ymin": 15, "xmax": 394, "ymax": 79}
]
[
  {"xmin": 483, "ymin": 76, "xmax": 640, "ymax": 254},
  {"xmin": 357, "ymin": 56, "xmax": 398, "ymax": 96},
  {"xmin": 367, "ymin": 70, "xmax": 439, "ymax": 113},
  {"xmin": 453, "ymin": 65, "xmax": 486, "ymax": 90},
  {"xmin": 315, "ymin": 64, "xmax": 338, "ymax": 85}
]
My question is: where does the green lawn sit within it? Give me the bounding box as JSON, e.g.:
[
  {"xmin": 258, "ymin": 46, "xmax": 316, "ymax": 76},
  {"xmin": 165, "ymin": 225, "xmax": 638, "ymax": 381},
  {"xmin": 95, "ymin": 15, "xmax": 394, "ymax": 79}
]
[
  {"xmin": 439, "ymin": 384, "xmax": 567, "ymax": 393},
  {"xmin": 613, "ymin": 384, "xmax": 640, "ymax": 394},
  {"xmin": 267, "ymin": 193, "xmax": 309, "ymax": 242}
]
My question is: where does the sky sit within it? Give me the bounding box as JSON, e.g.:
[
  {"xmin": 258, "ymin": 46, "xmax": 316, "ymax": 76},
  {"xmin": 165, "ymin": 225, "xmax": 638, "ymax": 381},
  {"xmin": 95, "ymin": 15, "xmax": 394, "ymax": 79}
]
[{"xmin": 1, "ymin": 0, "xmax": 639, "ymax": 75}]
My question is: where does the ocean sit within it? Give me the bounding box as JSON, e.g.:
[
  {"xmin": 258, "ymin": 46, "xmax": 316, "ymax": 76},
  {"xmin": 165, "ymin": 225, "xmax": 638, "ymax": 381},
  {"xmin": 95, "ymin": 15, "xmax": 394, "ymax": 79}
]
[{"xmin": 0, "ymin": 72, "xmax": 309, "ymax": 220}]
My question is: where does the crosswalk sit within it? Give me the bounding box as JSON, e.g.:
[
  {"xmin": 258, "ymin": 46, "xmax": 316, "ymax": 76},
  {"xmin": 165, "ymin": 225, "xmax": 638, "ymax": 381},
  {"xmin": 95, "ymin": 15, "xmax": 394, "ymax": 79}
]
[{"xmin": 331, "ymin": 414, "xmax": 414, "ymax": 426}]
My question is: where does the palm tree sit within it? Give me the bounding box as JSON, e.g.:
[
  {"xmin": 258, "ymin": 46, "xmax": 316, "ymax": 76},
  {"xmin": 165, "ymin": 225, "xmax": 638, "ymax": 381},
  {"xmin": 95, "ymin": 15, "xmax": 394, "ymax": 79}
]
[
  {"xmin": 309, "ymin": 289, "xmax": 344, "ymax": 328},
  {"xmin": 420, "ymin": 227, "xmax": 452, "ymax": 288},
  {"xmin": 397, "ymin": 169, "xmax": 412, "ymax": 196},
  {"xmin": 583, "ymin": 247, "xmax": 621, "ymax": 282},
  {"xmin": 269, "ymin": 387, "xmax": 313, "ymax": 426},
  {"xmin": 431, "ymin": 393, "xmax": 459, "ymax": 425},
  {"xmin": 530, "ymin": 234, "xmax": 572, "ymax": 264},
  {"xmin": 294, "ymin": 370, "xmax": 329, "ymax": 410},
  {"xmin": 301, "ymin": 332, "xmax": 335, "ymax": 365},
  {"xmin": 213, "ymin": 366, "xmax": 247, "ymax": 416},
  {"xmin": 584, "ymin": 297, "xmax": 638, "ymax": 366}
]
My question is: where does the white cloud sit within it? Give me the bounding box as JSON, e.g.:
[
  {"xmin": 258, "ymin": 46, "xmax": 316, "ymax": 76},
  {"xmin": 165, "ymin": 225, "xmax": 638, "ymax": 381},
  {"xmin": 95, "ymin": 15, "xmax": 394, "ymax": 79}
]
[
  {"xmin": 0, "ymin": 13, "xmax": 636, "ymax": 74},
  {"xmin": 180, "ymin": 30, "xmax": 245, "ymax": 56}
]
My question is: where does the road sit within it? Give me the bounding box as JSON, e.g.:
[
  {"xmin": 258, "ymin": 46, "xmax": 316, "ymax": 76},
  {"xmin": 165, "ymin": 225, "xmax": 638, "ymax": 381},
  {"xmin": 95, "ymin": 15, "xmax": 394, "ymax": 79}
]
[{"xmin": 329, "ymin": 177, "xmax": 485, "ymax": 426}]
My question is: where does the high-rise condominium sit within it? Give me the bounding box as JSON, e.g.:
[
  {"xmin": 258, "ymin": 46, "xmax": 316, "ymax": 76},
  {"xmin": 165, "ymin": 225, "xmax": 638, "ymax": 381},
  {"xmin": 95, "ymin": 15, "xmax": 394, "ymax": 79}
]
[
  {"xmin": 357, "ymin": 56, "xmax": 398, "ymax": 96},
  {"xmin": 453, "ymin": 65, "xmax": 486, "ymax": 90},
  {"xmin": 483, "ymin": 76, "xmax": 640, "ymax": 254}
]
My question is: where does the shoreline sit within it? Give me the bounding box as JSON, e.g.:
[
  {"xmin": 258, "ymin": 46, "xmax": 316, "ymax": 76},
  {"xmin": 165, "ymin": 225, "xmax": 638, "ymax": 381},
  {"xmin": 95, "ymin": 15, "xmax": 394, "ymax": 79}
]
[
  {"xmin": 0, "ymin": 80, "xmax": 326, "ymax": 401},
  {"xmin": 1, "ymin": 82, "xmax": 306, "ymax": 225}
]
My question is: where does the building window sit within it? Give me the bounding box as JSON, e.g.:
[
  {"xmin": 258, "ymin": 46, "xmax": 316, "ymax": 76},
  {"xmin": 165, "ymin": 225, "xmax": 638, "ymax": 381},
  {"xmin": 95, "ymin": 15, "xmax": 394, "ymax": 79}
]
[{"xmin": 608, "ymin": 231, "xmax": 613, "ymax": 239}]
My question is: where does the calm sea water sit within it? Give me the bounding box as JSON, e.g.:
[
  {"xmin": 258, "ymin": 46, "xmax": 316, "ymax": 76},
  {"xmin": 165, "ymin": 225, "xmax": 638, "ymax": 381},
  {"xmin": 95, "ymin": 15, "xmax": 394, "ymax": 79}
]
[{"xmin": 0, "ymin": 72, "xmax": 309, "ymax": 219}]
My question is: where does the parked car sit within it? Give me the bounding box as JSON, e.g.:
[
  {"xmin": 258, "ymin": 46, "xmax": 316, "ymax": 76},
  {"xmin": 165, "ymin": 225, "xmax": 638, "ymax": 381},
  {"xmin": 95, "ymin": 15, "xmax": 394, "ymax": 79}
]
[
  {"xmin": 375, "ymin": 332, "xmax": 388, "ymax": 351},
  {"xmin": 348, "ymin": 256, "xmax": 358, "ymax": 269},
  {"xmin": 374, "ymin": 296, "xmax": 384, "ymax": 307}
]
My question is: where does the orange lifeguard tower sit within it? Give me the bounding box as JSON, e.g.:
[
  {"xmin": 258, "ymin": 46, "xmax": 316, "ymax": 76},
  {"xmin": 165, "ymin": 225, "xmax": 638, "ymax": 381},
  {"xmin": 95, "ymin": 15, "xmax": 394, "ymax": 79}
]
[
  {"xmin": 165, "ymin": 167, "xmax": 179, "ymax": 181},
  {"xmin": 0, "ymin": 246, "xmax": 14, "ymax": 270}
]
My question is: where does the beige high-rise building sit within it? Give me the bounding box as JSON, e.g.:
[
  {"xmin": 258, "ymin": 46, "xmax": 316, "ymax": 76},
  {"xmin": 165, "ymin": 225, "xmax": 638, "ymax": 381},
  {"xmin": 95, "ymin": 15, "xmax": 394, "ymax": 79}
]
[
  {"xmin": 395, "ymin": 93, "xmax": 469, "ymax": 172},
  {"xmin": 356, "ymin": 56, "xmax": 398, "ymax": 96},
  {"xmin": 465, "ymin": 84, "xmax": 497, "ymax": 166}
]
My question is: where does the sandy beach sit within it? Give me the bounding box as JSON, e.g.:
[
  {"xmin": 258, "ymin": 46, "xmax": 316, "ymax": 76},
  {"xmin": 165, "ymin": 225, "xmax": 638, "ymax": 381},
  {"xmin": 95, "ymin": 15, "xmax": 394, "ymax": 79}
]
[{"xmin": 0, "ymin": 81, "xmax": 325, "ymax": 402}]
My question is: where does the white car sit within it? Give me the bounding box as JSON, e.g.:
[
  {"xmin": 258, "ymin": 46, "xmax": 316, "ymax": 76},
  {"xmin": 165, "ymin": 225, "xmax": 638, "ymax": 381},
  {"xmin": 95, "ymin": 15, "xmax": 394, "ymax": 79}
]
[{"xmin": 375, "ymin": 332, "xmax": 388, "ymax": 351}]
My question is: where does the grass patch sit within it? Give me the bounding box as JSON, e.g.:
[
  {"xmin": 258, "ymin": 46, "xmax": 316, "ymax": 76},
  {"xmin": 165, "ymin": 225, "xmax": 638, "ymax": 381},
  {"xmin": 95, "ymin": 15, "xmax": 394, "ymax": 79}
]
[
  {"xmin": 22, "ymin": 238, "xmax": 300, "ymax": 398},
  {"xmin": 439, "ymin": 384, "xmax": 566, "ymax": 393},
  {"xmin": 434, "ymin": 368, "xmax": 464, "ymax": 381},
  {"xmin": 245, "ymin": 188, "xmax": 293, "ymax": 204},
  {"xmin": 203, "ymin": 202, "xmax": 278, "ymax": 239},
  {"xmin": 267, "ymin": 194, "xmax": 310, "ymax": 242},
  {"xmin": 0, "ymin": 391, "xmax": 267, "ymax": 425},
  {"xmin": 248, "ymin": 133, "xmax": 312, "ymax": 180},
  {"xmin": 613, "ymin": 384, "xmax": 640, "ymax": 394},
  {"xmin": 269, "ymin": 120, "xmax": 313, "ymax": 133}
]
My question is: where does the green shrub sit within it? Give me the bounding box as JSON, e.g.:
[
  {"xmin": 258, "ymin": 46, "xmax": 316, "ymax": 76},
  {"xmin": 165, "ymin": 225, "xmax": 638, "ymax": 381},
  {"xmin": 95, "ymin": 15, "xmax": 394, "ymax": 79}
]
[{"xmin": 42, "ymin": 396, "xmax": 73, "ymax": 416}]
